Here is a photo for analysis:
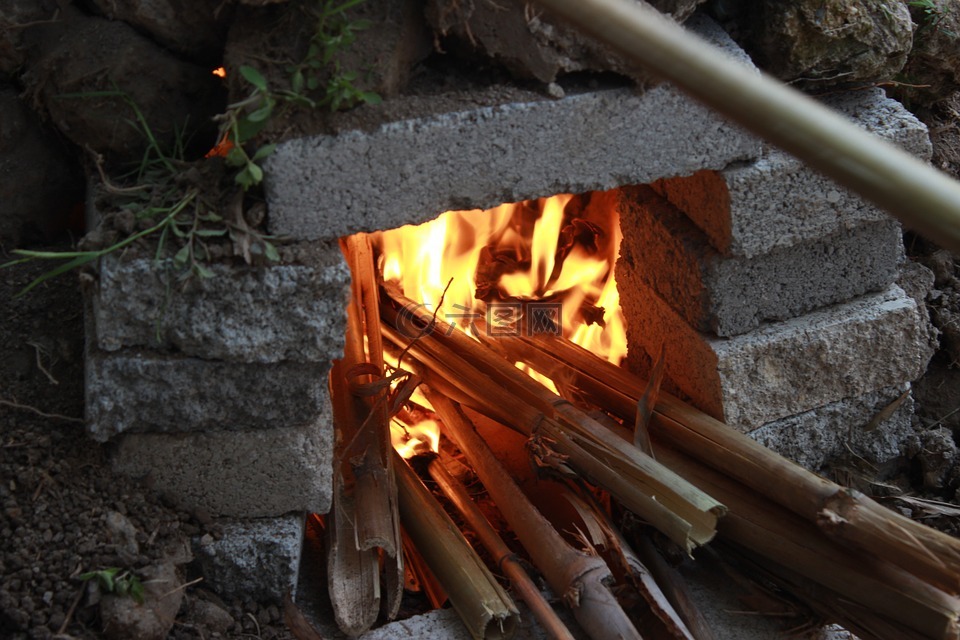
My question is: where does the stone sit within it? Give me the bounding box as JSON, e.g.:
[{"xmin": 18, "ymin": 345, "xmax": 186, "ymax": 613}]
[
  {"xmin": 652, "ymin": 88, "xmax": 931, "ymax": 258},
  {"xmin": 86, "ymin": 0, "xmax": 230, "ymax": 63},
  {"xmin": 104, "ymin": 511, "xmax": 140, "ymax": 564},
  {"xmin": 184, "ymin": 598, "xmax": 235, "ymax": 634},
  {"xmin": 618, "ymin": 185, "xmax": 902, "ymax": 336},
  {"xmin": 737, "ymin": 0, "xmax": 913, "ymax": 88},
  {"xmin": 0, "ymin": 0, "xmax": 58, "ymax": 75},
  {"xmin": 0, "ymin": 86, "xmax": 84, "ymax": 246},
  {"xmin": 85, "ymin": 348, "xmax": 331, "ymax": 440},
  {"xmin": 915, "ymin": 428, "xmax": 958, "ymax": 490},
  {"xmin": 264, "ymin": 16, "xmax": 760, "ymax": 240},
  {"xmin": 748, "ymin": 385, "xmax": 915, "ymax": 472},
  {"xmin": 91, "ymin": 250, "xmax": 349, "ymax": 363},
  {"xmin": 193, "ymin": 515, "xmax": 304, "ymax": 603},
  {"xmin": 225, "ymin": 0, "xmax": 430, "ymax": 109},
  {"xmin": 426, "ymin": 0, "xmax": 708, "ymax": 84},
  {"xmin": 100, "ymin": 561, "xmax": 183, "ymax": 640},
  {"xmin": 897, "ymin": 0, "xmax": 960, "ymax": 106},
  {"xmin": 21, "ymin": 8, "xmax": 221, "ymax": 167},
  {"xmin": 618, "ymin": 281, "xmax": 934, "ymax": 430},
  {"xmin": 111, "ymin": 420, "xmax": 332, "ymax": 518}
]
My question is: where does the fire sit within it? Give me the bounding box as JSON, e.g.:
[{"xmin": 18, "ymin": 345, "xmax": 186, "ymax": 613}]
[
  {"xmin": 391, "ymin": 418, "xmax": 441, "ymax": 459},
  {"xmin": 376, "ymin": 191, "xmax": 627, "ymax": 366},
  {"xmin": 212, "ymin": 66, "xmax": 227, "ymax": 78}
]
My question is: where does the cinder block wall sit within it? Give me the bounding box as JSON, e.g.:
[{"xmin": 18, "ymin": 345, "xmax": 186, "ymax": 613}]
[{"xmin": 84, "ymin": 15, "xmax": 935, "ymax": 601}]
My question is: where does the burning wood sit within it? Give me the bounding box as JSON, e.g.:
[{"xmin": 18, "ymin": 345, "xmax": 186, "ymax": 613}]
[
  {"xmin": 394, "ymin": 449, "xmax": 520, "ymax": 640},
  {"xmin": 321, "ymin": 188, "xmax": 960, "ymax": 640},
  {"xmin": 325, "ymin": 235, "xmax": 403, "ymax": 635},
  {"xmin": 380, "ymin": 285, "xmax": 725, "ymax": 554},
  {"xmin": 426, "ymin": 388, "xmax": 646, "ymax": 640}
]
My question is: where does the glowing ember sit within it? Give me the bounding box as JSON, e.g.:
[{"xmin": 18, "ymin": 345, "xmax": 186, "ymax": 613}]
[
  {"xmin": 391, "ymin": 418, "xmax": 441, "ymax": 459},
  {"xmin": 376, "ymin": 191, "xmax": 627, "ymax": 366},
  {"xmin": 212, "ymin": 66, "xmax": 227, "ymax": 78}
]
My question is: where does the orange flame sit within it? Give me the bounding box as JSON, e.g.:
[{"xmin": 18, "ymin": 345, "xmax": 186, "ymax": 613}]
[
  {"xmin": 377, "ymin": 192, "xmax": 627, "ymax": 367},
  {"xmin": 212, "ymin": 66, "xmax": 227, "ymax": 78},
  {"xmin": 391, "ymin": 418, "xmax": 441, "ymax": 459}
]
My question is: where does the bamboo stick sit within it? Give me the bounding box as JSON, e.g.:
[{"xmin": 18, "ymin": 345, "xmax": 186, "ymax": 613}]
[
  {"xmin": 326, "ymin": 357, "xmax": 382, "ymax": 636},
  {"xmin": 526, "ymin": 0, "xmax": 960, "ymax": 251},
  {"xmin": 394, "ymin": 449, "xmax": 520, "ymax": 640},
  {"xmin": 380, "ymin": 288, "xmax": 725, "ymax": 553},
  {"xmin": 632, "ymin": 534, "xmax": 717, "ymax": 640},
  {"xmin": 514, "ymin": 332, "xmax": 960, "ymax": 595},
  {"xmin": 333, "ymin": 235, "xmax": 403, "ymax": 623},
  {"xmin": 381, "ymin": 319, "xmax": 711, "ymax": 553},
  {"xmin": 428, "ymin": 455, "xmax": 578, "ymax": 640},
  {"xmin": 424, "ymin": 388, "xmax": 643, "ymax": 640},
  {"xmin": 656, "ymin": 444, "xmax": 960, "ymax": 640}
]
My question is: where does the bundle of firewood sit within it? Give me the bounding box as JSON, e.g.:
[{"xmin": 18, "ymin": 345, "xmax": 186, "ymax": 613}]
[{"xmin": 328, "ymin": 236, "xmax": 960, "ymax": 640}]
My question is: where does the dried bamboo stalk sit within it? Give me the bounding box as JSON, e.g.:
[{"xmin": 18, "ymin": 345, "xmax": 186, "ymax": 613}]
[
  {"xmin": 514, "ymin": 333, "xmax": 960, "ymax": 595},
  {"xmin": 558, "ymin": 487, "xmax": 696, "ymax": 640},
  {"xmin": 526, "ymin": 0, "xmax": 960, "ymax": 250},
  {"xmin": 394, "ymin": 450, "xmax": 520, "ymax": 640},
  {"xmin": 380, "ymin": 288, "xmax": 724, "ymax": 553},
  {"xmin": 330, "ymin": 235, "xmax": 403, "ymax": 626},
  {"xmin": 656, "ymin": 444, "xmax": 960, "ymax": 640},
  {"xmin": 428, "ymin": 455, "xmax": 577, "ymax": 640},
  {"xmin": 326, "ymin": 357, "xmax": 382, "ymax": 636},
  {"xmin": 632, "ymin": 534, "xmax": 717, "ymax": 640},
  {"xmin": 424, "ymin": 388, "xmax": 642, "ymax": 640}
]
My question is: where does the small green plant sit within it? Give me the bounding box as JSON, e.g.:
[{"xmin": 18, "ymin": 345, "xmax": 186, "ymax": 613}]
[
  {"xmin": 217, "ymin": 0, "xmax": 381, "ymax": 190},
  {"xmin": 909, "ymin": 0, "xmax": 952, "ymax": 32},
  {"xmin": 79, "ymin": 568, "xmax": 146, "ymax": 604}
]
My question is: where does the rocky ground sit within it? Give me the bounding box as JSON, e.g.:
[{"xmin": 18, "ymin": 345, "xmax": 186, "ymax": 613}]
[{"xmin": 0, "ymin": 252, "xmax": 295, "ymax": 640}]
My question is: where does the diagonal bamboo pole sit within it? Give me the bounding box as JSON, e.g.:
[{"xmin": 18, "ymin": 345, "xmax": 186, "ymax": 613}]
[
  {"xmin": 526, "ymin": 0, "xmax": 960, "ymax": 251},
  {"xmin": 510, "ymin": 333, "xmax": 960, "ymax": 595},
  {"xmin": 425, "ymin": 388, "xmax": 643, "ymax": 640}
]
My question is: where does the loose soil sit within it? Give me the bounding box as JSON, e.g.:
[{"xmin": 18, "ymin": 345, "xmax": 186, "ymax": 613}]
[{"xmin": 0, "ymin": 248, "xmax": 294, "ymax": 640}]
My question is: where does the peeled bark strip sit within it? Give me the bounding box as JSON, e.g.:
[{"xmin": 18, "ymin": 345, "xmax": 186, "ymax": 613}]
[
  {"xmin": 394, "ymin": 450, "xmax": 520, "ymax": 640},
  {"xmin": 429, "ymin": 456, "xmax": 577, "ymax": 640},
  {"xmin": 514, "ymin": 332, "xmax": 960, "ymax": 595},
  {"xmin": 326, "ymin": 235, "xmax": 403, "ymax": 634},
  {"xmin": 424, "ymin": 389, "xmax": 641, "ymax": 640},
  {"xmin": 380, "ymin": 287, "xmax": 724, "ymax": 553}
]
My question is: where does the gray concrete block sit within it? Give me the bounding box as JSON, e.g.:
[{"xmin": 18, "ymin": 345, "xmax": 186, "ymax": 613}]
[
  {"xmin": 194, "ymin": 515, "xmax": 305, "ymax": 603},
  {"xmin": 618, "ymin": 186, "xmax": 902, "ymax": 336},
  {"xmin": 618, "ymin": 279, "xmax": 934, "ymax": 430},
  {"xmin": 263, "ymin": 18, "xmax": 760, "ymax": 241},
  {"xmin": 92, "ymin": 250, "xmax": 350, "ymax": 363},
  {"xmin": 653, "ymin": 88, "xmax": 931, "ymax": 258},
  {"xmin": 749, "ymin": 385, "xmax": 915, "ymax": 472},
  {"xmin": 112, "ymin": 420, "xmax": 332, "ymax": 518},
  {"xmin": 85, "ymin": 347, "xmax": 330, "ymax": 440}
]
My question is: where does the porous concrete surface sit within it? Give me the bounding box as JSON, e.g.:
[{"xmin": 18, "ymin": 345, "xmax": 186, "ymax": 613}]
[
  {"xmin": 748, "ymin": 384, "xmax": 915, "ymax": 472},
  {"xmin": 618, "ymin": 279, "xmax": 934, "ymax": 430},
  {"xmin": 111, "ymin": 420, "xmax": 332, "ymax": 518},
  {"xmin": 263, "ymin": 17, "xmax": 760, "ymax": 241},
  {"xmin": 618, "ymin": 185, "xmax": 902, "ymax": 336},
  {"xmin": 92, "ymin": 252, "xmax": 349, "ymax": 363},
  {"xmin": 85, "ymin": 347, "xmax": 330, "ymax": 440},
  {"xmin": 193, "ymin": 514, "xmax": 305, "ymax": 603},
  {"xmin": 653, "ymin": 88, "xmax": 932, "ymax": 258}
]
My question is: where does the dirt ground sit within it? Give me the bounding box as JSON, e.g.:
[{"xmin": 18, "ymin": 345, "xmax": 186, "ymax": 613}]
[
  {"xmin": 0, "ymin": 251, "xmax": 297, "ymax": 640},
  {"xmin": 3, "ymin": 117, "xmax": 960, "ymax": 640}
]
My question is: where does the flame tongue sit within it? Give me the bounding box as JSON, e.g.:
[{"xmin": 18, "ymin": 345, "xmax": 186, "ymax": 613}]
[{"xmin": 377, "ymin": 191, "xmax": 627, "ymax": 365}]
